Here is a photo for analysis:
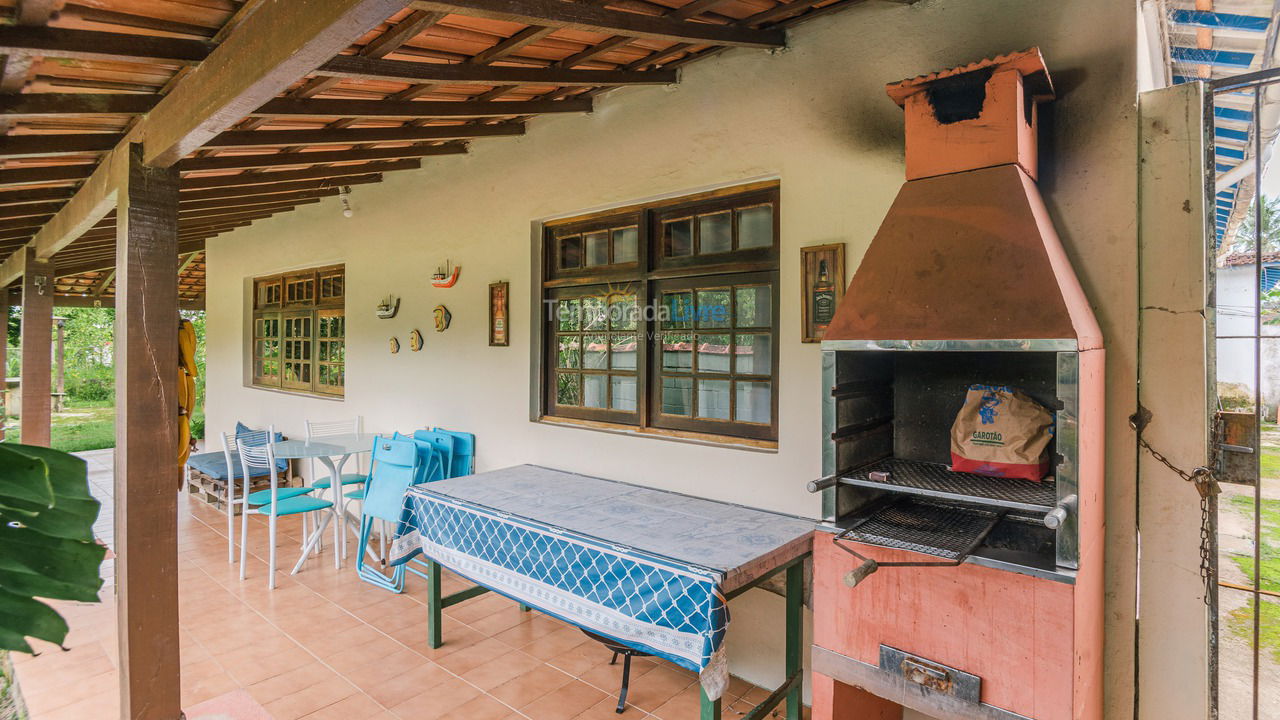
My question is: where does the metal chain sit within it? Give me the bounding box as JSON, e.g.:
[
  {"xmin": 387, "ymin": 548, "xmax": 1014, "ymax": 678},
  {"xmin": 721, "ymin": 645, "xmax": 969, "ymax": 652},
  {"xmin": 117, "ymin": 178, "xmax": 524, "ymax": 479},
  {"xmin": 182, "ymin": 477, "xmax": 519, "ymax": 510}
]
[{"xmin": 1132, "ymin": 416, "xmax": 1216, "ymax": 605}]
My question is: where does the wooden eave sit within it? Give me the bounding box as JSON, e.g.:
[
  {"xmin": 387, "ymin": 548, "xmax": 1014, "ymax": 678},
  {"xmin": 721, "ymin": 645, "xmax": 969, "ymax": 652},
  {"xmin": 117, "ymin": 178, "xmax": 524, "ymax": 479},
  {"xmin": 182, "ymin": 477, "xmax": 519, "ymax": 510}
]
[{"xmin": 0, "ymin": 0, "xmax": 869, "ymax": 296}]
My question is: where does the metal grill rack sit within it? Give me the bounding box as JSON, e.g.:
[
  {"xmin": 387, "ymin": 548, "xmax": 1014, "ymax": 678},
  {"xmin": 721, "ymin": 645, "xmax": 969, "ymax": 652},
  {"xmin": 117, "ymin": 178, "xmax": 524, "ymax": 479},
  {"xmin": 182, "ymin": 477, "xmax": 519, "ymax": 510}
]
[
  {"xmin": 839, "ymin": 458, "xmax": 1056, "ymax": 514},
  {"xmin": 840, "ymin": 498, "xmax": 1004, "ymax": 561}
]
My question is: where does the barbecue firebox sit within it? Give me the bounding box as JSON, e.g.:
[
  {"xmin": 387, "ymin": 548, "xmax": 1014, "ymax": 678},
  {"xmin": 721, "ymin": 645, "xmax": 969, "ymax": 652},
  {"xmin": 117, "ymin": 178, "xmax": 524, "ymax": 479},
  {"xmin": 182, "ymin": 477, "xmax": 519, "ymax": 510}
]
[{"xmin": 809, "ymin": 49, "xmax": 1104, "ymax": 720}]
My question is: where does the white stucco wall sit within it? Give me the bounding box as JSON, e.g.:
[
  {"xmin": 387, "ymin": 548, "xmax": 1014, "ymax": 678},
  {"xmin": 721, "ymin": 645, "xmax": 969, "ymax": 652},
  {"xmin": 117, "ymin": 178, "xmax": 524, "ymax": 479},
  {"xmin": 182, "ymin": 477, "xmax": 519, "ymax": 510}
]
[{"xmin": 205, "ymin": 0, "xmax": 1141, "ymax": 713}]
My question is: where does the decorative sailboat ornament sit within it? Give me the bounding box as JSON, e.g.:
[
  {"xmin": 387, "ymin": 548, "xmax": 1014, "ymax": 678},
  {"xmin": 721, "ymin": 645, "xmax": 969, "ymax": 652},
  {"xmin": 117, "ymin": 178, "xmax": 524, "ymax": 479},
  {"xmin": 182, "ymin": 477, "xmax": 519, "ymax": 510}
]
[
  {"xmin": 376, "ymin": 295, "xmax": 400, "ymax": 319},
  {"xmin": 431, "ymin": 261, "xmax": 460, "ymax": 288}
]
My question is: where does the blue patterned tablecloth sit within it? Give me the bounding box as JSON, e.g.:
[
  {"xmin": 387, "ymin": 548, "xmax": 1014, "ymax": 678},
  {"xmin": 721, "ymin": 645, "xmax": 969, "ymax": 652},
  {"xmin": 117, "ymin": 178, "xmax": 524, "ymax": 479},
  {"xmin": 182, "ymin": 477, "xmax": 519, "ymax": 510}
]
[{"xmin": 387, "ymin": 464, "xmax": 815, "ymax": 700}]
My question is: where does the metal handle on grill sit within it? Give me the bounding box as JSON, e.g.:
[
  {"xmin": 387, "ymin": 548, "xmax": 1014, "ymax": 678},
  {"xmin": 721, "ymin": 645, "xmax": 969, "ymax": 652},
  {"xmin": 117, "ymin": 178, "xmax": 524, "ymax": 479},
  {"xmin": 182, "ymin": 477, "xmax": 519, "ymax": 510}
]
[
  {"xmin": 1043, "ymin": 494, "xmax": 1078, "ymax": 530},
  {"xmin": 807, "ymin": 475, "xmax": 838, "ymax": 493},
  {"xmin": 844, "ymin": 558, "xmax": 879, "ymax": 587}
]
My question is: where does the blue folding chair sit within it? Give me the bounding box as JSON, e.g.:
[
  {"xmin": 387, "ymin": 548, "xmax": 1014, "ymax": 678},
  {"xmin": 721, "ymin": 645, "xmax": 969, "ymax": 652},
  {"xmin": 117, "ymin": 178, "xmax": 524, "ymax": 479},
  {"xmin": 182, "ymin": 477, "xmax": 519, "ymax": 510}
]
[
  {"xmin": 411, "ymin": 430, "xmax": 455, "ymax": 480},
  {"xmin": 354, "ymin": 436, "xmax": 421, "ymax": 592},
  {"xmin": 430, "ymin": 428, "xmax": 475, "ymax": 477}
]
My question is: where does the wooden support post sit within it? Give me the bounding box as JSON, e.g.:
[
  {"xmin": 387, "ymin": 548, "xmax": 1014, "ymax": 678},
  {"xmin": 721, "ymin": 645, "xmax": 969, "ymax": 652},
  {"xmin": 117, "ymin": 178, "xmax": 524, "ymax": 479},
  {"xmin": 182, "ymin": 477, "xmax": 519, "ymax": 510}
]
[
  {"xmin": 113, "ymin": 143, "xmax": 181, "ymax": 720},
  {"xmin": 52, "ymin": 315, "xmax": 63, "ymax": 411},
  {"xmin": 19, "ymin": 246, "xmax": 51, "ymax": 446}
]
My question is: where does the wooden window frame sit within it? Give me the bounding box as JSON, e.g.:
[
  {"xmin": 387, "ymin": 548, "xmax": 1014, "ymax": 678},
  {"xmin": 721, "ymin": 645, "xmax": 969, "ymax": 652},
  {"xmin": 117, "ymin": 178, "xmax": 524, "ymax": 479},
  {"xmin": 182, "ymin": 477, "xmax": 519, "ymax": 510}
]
[
  {"xmin": 250, "ymin": 264, "xmax": 345, "ymax": 397},
  {"xmin": 537, "ymin": 183, "xmax": 779, "ymax": 443}
]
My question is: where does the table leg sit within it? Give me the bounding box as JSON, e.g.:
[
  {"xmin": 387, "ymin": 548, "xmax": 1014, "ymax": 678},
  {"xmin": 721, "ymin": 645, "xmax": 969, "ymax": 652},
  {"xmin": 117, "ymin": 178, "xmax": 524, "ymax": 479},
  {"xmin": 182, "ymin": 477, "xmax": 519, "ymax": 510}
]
[
  {"xmin": 700, "ymin": 685, "xmax": 721, "ymax": 720},
  {"xmin": 317, "ymin": 456, "xmax": 342, "ymax": 569},
  {"xmin": 785, "ymin": 560, "xmax": 803, "ymax": 720},
  {"xmin": 428, "ymin": 559, "xmax": 443, "ymax": 649}
]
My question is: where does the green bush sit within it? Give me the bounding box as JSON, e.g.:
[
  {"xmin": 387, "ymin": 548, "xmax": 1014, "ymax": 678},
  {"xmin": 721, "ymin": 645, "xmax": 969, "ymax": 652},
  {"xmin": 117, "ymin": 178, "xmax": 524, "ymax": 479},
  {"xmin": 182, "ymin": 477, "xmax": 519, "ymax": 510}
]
[
  {"xmin": 64, "ymin": 364, "xmax": 114, "ymax": 405},
  {"xmin": 189, "ymin": 412, "xmax": 205, "ymax": 441}
]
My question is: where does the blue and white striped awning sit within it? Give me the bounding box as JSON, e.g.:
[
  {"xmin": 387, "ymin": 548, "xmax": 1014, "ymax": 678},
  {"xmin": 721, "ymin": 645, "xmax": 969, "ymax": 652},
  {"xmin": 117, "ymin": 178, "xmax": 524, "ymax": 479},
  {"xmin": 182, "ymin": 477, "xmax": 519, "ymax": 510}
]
[{"xmin": 1162, "ymin": 1, "xmax": 1278, "ymax": 246}]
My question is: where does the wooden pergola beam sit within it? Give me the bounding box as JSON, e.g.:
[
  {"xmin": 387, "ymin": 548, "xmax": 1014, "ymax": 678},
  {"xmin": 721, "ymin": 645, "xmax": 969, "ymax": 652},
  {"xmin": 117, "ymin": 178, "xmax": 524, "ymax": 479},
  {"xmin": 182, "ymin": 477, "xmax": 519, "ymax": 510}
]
[
  {"xmin": 180, "ymin": 159, "xmax": 418, "ymax": 187},
  {"xmin": 180, "ymin": 174, "xmax": 381, "ymax": 200},
  {"xmin": 0, "ymin": 163, "xmax": 93, "ymax": 187},
  {"xmin": 141, "ymin": 0, "xmax": 415, "ymax": 166},
  {"xmin": 177, "ymin": 144, "xmax": 459, "ymax": 171},
  {"xmin": 178, "ymin": 189, "xmax": 340, "ymax": 212},
  {"xmin": 0, "ymin": 133, "xmax": 123, "ymax": 158},
  {"xmin": 51, "ymin": 293, "xmax": 206, "ymax": 311},
  {"xmin": 317, "ymin": 54, "xmax": 677, "ymax": 86},
  {"xmin": 0, "ymin": 186, "xmax": 76, "ymax": 205},
  {"xmin": 0, "ymin": 0, "xmax": 415, "ymax": 289},
  {"xmin": 410, "ymin": 0, "xmax": 785, "ymax": 47},
  {"xmin": 360, "ymin": 9, "xmax": 443, "ymax": 57},
  {"xmin": 0, "ymin": 94, "xmax": 159, "ymax": 119},
  {"xmin": 204, "ymin": 122, "xmax": 520, "ymax": 149},
  {"xmin": 251, "ymin": 96, "xmax": 590, "ymax": 118},
  {"xmin": 0, "ymin": 26, "xmax": 213, "ymax": 64}
]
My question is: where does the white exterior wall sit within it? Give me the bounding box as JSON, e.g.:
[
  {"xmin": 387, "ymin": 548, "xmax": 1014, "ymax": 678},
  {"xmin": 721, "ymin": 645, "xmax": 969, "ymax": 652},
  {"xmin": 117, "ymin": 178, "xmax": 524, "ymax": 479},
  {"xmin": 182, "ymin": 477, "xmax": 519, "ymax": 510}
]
[{"xmin": 206, "ymin": 0, "xmax": 1144, "ymax": 713}]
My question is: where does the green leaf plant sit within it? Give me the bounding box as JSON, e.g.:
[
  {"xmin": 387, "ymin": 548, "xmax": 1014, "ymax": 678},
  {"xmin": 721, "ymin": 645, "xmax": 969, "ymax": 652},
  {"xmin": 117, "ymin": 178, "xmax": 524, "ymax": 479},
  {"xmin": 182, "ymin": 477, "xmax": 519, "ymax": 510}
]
[{"xmin": 0, "ymin": 444, "xmax": 105, "ymax": 653}]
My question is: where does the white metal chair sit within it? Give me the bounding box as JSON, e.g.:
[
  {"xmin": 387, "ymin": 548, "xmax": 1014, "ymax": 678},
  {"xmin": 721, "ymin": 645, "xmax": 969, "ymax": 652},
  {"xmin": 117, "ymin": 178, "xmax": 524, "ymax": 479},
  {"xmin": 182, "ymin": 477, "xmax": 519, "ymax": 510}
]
[
  {"xmin": 305, "ymin": 417, "xmax": 366, "ymax": 557},
  {"xmin": 220, "ymin": 431, "xmax": 308, "ymax": 564},
  {"xmin": 237, "ymin": 427, "xmax": 335, "ymax": 589}
]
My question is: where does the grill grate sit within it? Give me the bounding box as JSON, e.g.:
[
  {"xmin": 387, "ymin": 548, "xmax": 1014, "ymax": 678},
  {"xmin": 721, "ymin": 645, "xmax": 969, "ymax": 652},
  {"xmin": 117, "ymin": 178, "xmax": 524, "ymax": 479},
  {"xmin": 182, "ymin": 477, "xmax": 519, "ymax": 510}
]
[
  {"xmin": 843, "ymin": 498, "xmax": 1003, "ymax": 560},
  {"xmin": 840, "ymin": 457, "xmax": 1056, "ymax": 513}
]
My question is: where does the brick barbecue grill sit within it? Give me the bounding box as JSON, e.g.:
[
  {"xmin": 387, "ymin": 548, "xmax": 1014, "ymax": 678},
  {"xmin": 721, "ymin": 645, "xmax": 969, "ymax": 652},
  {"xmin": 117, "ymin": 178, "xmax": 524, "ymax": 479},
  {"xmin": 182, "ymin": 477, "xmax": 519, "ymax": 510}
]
[{"xmin": 808, "ymin": 49, "xmax": 1105, "ymax": 720}]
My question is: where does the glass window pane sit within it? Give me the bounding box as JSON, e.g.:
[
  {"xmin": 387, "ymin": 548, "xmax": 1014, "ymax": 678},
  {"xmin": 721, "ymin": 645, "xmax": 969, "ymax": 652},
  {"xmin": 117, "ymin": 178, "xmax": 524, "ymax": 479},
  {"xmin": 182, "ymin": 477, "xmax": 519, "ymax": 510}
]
[
  {"xmin": 613, "ymin": 227, "xmax": 638, "ymax": 263},
  {"xmin": 557, "ymin": 336, "xmax": 580, "ymax": 368},
  {"xmin": 583, "ymin": 296, "xmax": 607, "ymax": 331},
  {"xmin": 737, "ymin": 205, "xmax": 773, "ymax": 248},
  {"xmin": 583, "ymin": 374, "xmax": 607, "ymax": 409},
  {"xmin": 585, "ymin": 231, "xmax": 609, "ymax": 266},
  {"xmin": 699, "ymin": 212, "xmax": 732, "ymax": 254},
  {"xmin": 611, "ymin": 375, "xmax": 637, "ymax": 412},
  {"xmin": 557, "ymin": 373, "xmax": 581, "ymax": 405},
  {"xmin": 663, "ymin": 292, "xmax": 694, "ymax": 329},
  {"xmin": 696, "ymin": 289, "xmax": 731, "ymax": 328},
  {"xmin": 664, "ymin": 218, "xmax": 693, "ymax": 257},
  {"xmin": 735, "ymin": 285, "xmax": 771, "ymax": 327},
  {"xmin": 735, "ymin": 381, "xmax": 771, "ymax": 423},
  {"xmin": 560, "ymin": 235, "xmax": 582, "ymax": 269},
  {"xmin": 662, "ymin": 332, "xmax": 693, "ymax": 371},
  {"xmin": 583, "ymin": 334, "xmax": 608, "ymax": 369},
  {"xmin": 611, "ymin": 334, "xmax": 637, "ymax": 370},
  {"xmin": 557, "ymin": 299, "xmax": 580, "ymax": 331},
  {"xmin": 696, "ymin": 334, "xmax": 731, "ymax": 373},
  {"xmin": 736, "ymin": 334, "xmax": 772, "ymax": 375},
  {"xmin": 698, "ymin": 379, "xmax": 730, "ymax": 420},
  {"xmin": 610, "ymin": 294, "xmax": 637, "ymax": 330},
  {"xmin": 661, "ymin": 376, "xmax": 693, "ymax": 415}
]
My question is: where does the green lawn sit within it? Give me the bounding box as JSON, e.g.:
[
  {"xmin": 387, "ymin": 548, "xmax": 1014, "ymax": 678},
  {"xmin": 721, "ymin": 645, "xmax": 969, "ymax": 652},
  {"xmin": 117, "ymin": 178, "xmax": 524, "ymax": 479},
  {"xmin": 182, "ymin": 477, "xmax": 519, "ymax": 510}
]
[
  {"xmin": 4, "ymin": 404, "xmax": 115, "ymax": 453},
  {"xmin": 1227, "ymin": 443, "xmax": 1280, "ymax": 663}
]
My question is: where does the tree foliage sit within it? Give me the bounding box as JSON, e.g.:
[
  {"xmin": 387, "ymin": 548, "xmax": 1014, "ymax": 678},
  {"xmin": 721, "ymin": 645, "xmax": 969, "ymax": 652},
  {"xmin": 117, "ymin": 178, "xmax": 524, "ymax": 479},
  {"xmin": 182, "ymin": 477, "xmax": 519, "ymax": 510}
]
[{"xmin": 1235, "ymin": 195, "xmax": 1280, "ymax": 254}]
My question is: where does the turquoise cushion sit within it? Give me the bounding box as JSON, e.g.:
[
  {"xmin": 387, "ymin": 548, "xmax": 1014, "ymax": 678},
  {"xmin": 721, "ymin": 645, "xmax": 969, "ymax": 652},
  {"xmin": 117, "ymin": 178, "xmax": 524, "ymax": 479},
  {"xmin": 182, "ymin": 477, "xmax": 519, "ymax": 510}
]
[
  {"xmin": 245, "ymin": 486, "xmax": 313, "ymax": 505},
  {"xmin": 250, "ymin": 495, "xmax": 333, "ymax": 516},
  {"xmin": 311, "ymin": 473, "xmax": 365, "ymax": 489},
  {"xmin": 344, "ymin": 487, "xmax": 365, "ymax": 501}
]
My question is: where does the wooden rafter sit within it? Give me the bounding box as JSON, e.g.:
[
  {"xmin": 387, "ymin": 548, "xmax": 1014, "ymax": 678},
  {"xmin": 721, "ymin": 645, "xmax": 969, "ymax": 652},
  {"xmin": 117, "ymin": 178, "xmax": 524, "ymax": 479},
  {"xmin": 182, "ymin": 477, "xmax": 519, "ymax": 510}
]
[
  {"xmin": 202, "ymin": 122, "xmax": 521, "ymax": 149},
  {"xmin": 317, "ymin": 54, "xmax": 678, "ymax": 86},
  {"xmin": 409, "ymin": 0, "xmax": 786, "ymax": 48},
  {"xmin": 251, "ymin": 96, "xmax": 590, "ymax": 118}
]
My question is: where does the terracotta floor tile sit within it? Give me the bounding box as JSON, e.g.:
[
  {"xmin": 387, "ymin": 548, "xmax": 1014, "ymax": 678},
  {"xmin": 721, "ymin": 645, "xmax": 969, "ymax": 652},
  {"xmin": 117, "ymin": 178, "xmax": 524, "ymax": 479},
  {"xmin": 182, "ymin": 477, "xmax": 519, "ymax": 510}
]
[
  {"xmin": 446, "ymin": 693, "xmax": 522, "ymax": 720},
  {"xmin": 521, "ymin": 679, "xmax": 609, "ymax": 720},
  {"xmin": 616, "ymin": 665, "xmax": 697, "ymax": 714},
  {"xmin": 247, "ymin": 661, "xmax": 341, "ymax": 706},
  {"xmin": 388, "ymin": 675, "xmax": 482, "ymax": 719},
  {"xmin": 488, "ymin": 664, "xmax": 575, "ymax": 709},
  {"xmin": 435, "ymin": 636, "xmax": 517, "ymax": 676},
  {"xmin": 299, "ymin": 692, "xmax": 390, "ymax": 719},
  {"xmin": 361, "ymin": 660, "xmax": 452, "ymax": 709},
  {"xmin": 459, "ymin": 649, "xmax": 544, "ymax": 691},
  {"xmin": 263, "ymin": 676, "xmax": 360, "ymax": 720}
]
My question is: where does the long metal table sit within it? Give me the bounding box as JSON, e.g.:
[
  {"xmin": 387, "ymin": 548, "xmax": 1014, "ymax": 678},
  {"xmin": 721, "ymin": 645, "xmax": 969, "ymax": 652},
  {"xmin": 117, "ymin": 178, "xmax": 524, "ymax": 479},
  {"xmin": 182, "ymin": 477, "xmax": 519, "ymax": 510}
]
[{"xmin": 389, "ymin": 464, "xmax": 814, "ymax": 720}]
